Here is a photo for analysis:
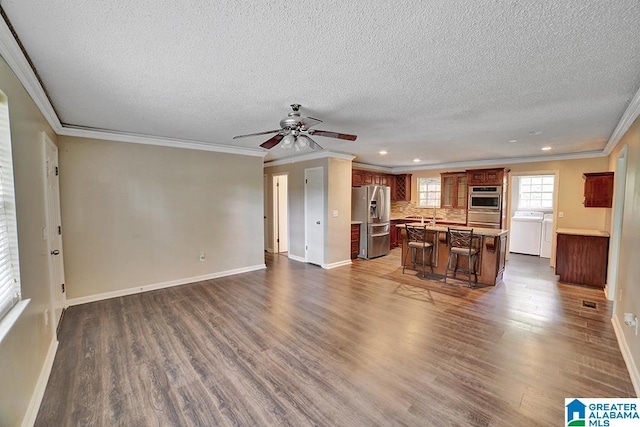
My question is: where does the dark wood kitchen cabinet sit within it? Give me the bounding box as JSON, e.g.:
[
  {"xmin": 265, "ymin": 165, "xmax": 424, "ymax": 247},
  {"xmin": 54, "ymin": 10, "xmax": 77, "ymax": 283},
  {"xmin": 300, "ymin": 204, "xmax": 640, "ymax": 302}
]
[
  {"xmin": 583, "ymin": 172, "xmax": 614, "ymax": 208},
  {"xmin": 441, "ymin": 172, "xmax": 467, "ymax": 208},
  {"xmin": 393, "ymin": 174, "xmax": 411, "ymax": 201},
  {"xmin": 556, "ymin": 231, "xmax": 609, "ymax": 288},
  {"xmin": 467, "ymin": 168, "xmax": 507, "ymax": 186},
  {"xmin": 351, "ymin": 223, "xmax": 361, "ymax": 259},
  {"xmin": 352, "ymin": 169, "xmax": 410, "ymax": 201}
]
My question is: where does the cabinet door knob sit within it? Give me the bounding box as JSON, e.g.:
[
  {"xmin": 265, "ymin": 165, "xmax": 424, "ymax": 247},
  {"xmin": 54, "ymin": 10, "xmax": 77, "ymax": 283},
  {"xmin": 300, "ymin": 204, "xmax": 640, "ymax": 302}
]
[
  {"xmin": 51, "ymin": 250, "xmax": 60, "ymax": 255},
  {"xmin": 316, "ymin": 221, "xmax": 321, "ymax": 225}
]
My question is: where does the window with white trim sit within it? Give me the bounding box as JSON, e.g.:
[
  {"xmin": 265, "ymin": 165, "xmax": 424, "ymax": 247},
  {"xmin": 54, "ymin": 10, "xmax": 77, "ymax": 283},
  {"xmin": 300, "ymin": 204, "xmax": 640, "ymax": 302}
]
[
  {"xmin": 518, "ymin": 175, "xmax": 554, "ymax": 209},
  {"xmin": 418, "ymin": 177, "xmax": 441, "ymax": 208},
  {"xmin": 0, "ymin": 92, "xmax": 21, "ymax": 322}
]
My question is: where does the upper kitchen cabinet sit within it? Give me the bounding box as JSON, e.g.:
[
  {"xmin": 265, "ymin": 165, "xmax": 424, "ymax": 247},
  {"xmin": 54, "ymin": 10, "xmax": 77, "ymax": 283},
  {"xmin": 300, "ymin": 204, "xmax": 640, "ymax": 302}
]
[
  {"xmin": 352, "ymin": 169, "xmax": 391, "ymax": 187},
  {"xmin": 392, "ymin": 174, "xmax": 412, "ymax": 201},
  {"xmin": 441, "ymin": 172, "xmax": 467, "ymax": 208},
  {"xmin": 583, "ymin": 172, "xmax": 614, "ymax": 208},
  {"xmin": 352, "ymin": 169, "xmax": 365, "ymax": 187},
  {"xmin": 467, "ymin": 168, "xmax": 507, "ymax": 186}
]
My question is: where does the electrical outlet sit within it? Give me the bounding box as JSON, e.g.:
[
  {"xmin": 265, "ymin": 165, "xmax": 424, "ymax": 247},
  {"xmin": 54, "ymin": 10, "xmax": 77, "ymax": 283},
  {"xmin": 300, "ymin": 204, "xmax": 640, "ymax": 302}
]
[
  {"xmin": 332, "ymin": 210, "xmax": 338, "ymax": 218},
  {"xmin": 44, "ymin": 309, "xmax": 49, "ymax": 326},
  {"xmin": 199, "ymin": 252, "xmax": 206, "ymax": 261},
  {"xmin": 619, "ymin": 289, "xmax": 623, "ymax": 302},
  {"xmin": 558, "ymin": 212, "xmax": 564, "ymax": 218}
]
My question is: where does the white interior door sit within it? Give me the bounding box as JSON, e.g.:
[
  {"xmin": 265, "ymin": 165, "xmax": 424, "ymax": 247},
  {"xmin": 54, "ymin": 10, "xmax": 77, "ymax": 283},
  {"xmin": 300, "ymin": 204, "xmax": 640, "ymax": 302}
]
[
  {"xmin": 305, "ymin": 167, "xmax": 324, "ymax": 265},
  {"xmin": 43, "ymin": 134, "xmax": 66, "ymax": 329},
  {"xmin": 277, "ymin": 175, "xmax": 288, "ymax": 253}
]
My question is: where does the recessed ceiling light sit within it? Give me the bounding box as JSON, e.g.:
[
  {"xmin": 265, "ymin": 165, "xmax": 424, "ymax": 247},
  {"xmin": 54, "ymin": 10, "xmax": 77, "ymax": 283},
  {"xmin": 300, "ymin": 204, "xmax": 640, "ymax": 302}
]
[
  {"xmin": 508, "ymin": 139, "xmax": 518, "ymax": 143},
  {"xmin": 529, "ymin": 130, "xmax": 544, "ymax": 135},
  {"xmin": 542, "ymin": 146, "xmax": 552, "ymax": 151},
  {"xmin": 379, "ymin": 150, "xmax": 387, "ymax": 155},
  {"xmin": 413, "ymin": 158, "xmax": 420, "ymax": 163}
]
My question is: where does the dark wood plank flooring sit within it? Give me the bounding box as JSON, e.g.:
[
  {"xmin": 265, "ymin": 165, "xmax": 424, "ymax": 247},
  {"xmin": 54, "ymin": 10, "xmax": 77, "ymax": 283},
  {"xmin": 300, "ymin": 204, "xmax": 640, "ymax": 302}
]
[{"xmin": 35, "ymin": 249, "xmax": 634, "ymax": 426}]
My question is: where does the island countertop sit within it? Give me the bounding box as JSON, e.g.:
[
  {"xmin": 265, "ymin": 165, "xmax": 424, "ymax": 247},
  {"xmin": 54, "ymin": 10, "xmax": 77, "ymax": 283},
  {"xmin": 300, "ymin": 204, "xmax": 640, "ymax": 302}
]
[
  {"xmin": 398, "ymin": 223, "xmax": 509, "ymax": 286},
  {"xmin": 398, "ymin": 222, "xmax": 508, "ymax": 237}
]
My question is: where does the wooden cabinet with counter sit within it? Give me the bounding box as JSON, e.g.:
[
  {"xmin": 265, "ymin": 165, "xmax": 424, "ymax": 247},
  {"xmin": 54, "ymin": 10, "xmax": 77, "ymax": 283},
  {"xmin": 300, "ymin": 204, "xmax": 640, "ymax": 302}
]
[
  {"xmin": 556, "ymin": 229, "xmax": 609, "ymax": 288},
  {"xmin": 350, "ymin": 223, "xmax": 361, "ymax": 259},
  {"xmin": 441, "ymin": 172, "xmax": 467, "ymax": 209},
  {"xmin": 398, "ymin": 224, "xmax": 508, "ymax": 286},
  {"xmin": 583, "ymin": 172, "xmax": 614, "ymax": 208}
]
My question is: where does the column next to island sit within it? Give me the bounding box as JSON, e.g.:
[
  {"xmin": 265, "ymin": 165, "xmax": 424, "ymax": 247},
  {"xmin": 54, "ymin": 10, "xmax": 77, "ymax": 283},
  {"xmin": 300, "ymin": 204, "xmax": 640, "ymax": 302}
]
[{"xmin": 398, "ymin": 223, "xmax": 509, "ymax": 286}]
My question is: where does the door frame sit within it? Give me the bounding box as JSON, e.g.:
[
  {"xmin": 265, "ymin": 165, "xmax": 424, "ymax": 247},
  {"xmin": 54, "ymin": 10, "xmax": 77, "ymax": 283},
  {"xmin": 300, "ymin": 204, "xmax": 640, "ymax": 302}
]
[
  {"xmin": 42, "ymin": 132, "xmax": 66, "ymax": 331},
  {"xmin": 607, "ymin": 144, "xmax": 628, "ymax": 303},
  {"xmin": 506, "ymin": 170, "xmax": 560, "ymax": 266},
  {"xmin": 272, "ymin": 173, "xmax": 289, "ymax": 253}
]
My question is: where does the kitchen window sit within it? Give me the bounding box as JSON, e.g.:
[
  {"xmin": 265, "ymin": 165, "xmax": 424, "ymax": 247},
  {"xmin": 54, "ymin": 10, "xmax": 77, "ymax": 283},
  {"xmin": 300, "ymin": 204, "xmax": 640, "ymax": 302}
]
[
  {"xmin": 418, "ymin": 177, "xmax": 441, "ymax": 208},
  {"xmin": 518, "ymin": 175, "xmax": 554, "ymax": 209}
]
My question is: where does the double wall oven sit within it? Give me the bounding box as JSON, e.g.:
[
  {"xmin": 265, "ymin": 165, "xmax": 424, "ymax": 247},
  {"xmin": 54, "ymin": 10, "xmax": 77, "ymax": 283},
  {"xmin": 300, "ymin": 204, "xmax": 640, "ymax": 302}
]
[{"xmin": 467, "ymin": 186, "xmax": 502, "ymax": 229}]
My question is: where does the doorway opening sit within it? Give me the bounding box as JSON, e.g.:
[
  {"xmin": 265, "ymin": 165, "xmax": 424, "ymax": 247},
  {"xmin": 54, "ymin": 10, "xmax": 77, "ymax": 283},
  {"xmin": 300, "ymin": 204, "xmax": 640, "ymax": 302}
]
[
  {"xmin": 272, "ymin": 174, "xmax": 288, "ymax": 254},
  {"xmin": 508, "ymin": 171, "xmax": 559, "ymax": 266}
]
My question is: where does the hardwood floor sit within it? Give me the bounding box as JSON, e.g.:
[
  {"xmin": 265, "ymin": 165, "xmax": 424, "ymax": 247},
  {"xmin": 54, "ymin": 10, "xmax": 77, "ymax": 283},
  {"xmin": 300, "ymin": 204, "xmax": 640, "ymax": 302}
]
[{"xmin": 36, "ymin": 249, "xmax": 634, "ymax": 426}]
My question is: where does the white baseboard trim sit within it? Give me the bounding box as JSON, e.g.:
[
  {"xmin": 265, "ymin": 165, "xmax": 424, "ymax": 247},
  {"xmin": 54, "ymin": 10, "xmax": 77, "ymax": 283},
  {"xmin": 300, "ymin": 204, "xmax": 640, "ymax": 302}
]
[
  {"xmin": 322, "ymin": 259, "xmax": 352, "ymax": 269},
  {"xmin": 22, "ymin": 337, "xmax": 58, "ymax": 427},
  {"xmin": 612, "ymin": 314, "xmax": 640, "ymax": 396},
  {"xmin": 67, "ymin": 264, "xmax": 266, "ymax": 306},
  {"xmin": 288, "ymin": 254, "xmax": 306, "ymax": 263}
]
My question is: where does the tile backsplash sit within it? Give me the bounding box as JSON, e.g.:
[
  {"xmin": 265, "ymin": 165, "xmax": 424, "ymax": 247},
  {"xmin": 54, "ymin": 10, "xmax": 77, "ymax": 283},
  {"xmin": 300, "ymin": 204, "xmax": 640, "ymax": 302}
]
[{"xmin": 391, "ymin": 201, "xmax": 466, "ymax": 223}]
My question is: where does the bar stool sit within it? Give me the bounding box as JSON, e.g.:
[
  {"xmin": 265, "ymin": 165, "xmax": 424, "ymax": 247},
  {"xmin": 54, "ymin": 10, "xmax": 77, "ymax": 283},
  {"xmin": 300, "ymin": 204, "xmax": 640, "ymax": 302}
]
[
  {"xmin": 444, "ymin": 228, "xmax": 478, "ymax": 287},
  {"xmin": 403, "ymin": 225, "xmax": 434, "ymax": 278}
]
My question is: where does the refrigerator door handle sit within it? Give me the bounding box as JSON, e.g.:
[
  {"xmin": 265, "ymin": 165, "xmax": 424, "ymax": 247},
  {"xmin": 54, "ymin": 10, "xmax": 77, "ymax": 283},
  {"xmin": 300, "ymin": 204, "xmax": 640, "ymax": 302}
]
[{"xmin": 371, "ymin": 232, "xmax": 390, "ymax": 238}]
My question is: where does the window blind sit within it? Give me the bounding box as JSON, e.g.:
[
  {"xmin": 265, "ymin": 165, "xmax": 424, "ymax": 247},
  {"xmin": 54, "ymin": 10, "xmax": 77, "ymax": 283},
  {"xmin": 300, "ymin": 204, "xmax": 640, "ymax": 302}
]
[{"xmin": 0, "ymin": 95, "xmax": 20, "ymax": 321}]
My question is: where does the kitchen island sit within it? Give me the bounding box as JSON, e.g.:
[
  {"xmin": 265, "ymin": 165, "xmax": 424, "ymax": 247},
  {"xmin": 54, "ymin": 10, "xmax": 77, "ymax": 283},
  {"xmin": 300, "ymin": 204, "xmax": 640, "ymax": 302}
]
[{"xmin": 398, "ymin": 223, "xmax": 509, "ymax": 286}]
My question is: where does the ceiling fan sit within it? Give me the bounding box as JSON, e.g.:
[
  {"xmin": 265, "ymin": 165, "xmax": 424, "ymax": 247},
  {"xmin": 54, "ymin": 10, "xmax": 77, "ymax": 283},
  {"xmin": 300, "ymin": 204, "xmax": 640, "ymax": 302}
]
[{"xmin": 232, "ymin": 104, "xmax": 357, "ymax": 150}]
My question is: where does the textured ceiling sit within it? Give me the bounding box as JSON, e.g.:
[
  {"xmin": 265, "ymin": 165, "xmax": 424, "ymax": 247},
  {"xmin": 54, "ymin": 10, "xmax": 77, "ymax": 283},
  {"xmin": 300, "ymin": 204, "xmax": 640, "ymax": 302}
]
[{"xmin": 2, "ymin": 0, "xmax": 640, "ymax": 167}]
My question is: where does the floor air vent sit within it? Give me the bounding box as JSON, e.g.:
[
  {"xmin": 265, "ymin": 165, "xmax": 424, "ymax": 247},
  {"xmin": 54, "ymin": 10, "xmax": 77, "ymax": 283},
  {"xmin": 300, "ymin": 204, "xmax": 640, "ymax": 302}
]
[{"xmin": 582, "ymin": 300, "xmax": 597, "ymax": 309}]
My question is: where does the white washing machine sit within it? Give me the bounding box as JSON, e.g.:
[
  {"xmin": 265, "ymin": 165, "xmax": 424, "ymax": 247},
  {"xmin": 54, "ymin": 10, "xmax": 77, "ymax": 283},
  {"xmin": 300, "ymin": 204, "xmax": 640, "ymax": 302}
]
[
  {"xmin": 509, "ymin": 211, "xmax": 544, "ymax": 255},
  {"xmin": 539, "ymin": 213, "xmax": 553, "ymax": 258}
]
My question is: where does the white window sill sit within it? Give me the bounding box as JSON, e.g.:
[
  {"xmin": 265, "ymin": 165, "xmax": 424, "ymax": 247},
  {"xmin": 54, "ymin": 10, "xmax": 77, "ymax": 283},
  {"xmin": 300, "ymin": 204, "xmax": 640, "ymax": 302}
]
[{"xmin": 0, "ymin": 299, "xmax": 31, "ymax": 345}]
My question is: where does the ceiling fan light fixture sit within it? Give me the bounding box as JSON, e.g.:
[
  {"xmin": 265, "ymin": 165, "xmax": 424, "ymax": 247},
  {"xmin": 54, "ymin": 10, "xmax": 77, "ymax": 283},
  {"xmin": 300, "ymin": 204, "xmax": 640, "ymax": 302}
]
[{"xmin": 281, "ymin": 134, "xmax": 295, "ymax": 149}]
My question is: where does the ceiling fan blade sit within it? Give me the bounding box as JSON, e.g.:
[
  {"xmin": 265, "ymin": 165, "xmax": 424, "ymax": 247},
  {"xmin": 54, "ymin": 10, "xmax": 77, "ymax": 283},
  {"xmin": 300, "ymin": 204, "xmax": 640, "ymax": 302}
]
[
  {"xmin": 260, "ymin": 134, "xmax": 284, "ymax": 149},
  {"xmin": 308, "ymin": 129, "xmax": 357, "ymax": 141},
  {"xmin": 300, "ymin": 135, "xmax": 323, "ymax": 150},
  {"xmin": 233, "ymin": 129, "xmax": 281, "ymax": 139},
  {"xmin": 299, "ymin": 116, "xmax": 322, "ymax": 130}
]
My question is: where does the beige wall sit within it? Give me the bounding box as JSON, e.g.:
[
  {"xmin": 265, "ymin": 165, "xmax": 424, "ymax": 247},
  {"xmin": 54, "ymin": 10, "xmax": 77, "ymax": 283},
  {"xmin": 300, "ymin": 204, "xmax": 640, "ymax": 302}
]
[
  {"xmin": 264, "ymin": 156, "xmax": 352, "ymax": 265},
  {"xmin": 609, "ymin": 116, "xmax": 640, "ymax": 390},
  {"xmin": 58, "ymin": 136, "xmax": 265, "ymax": 300},
  {"xmin": 326, "ymin": 158, "xmax": 352, "ymax": 264},
  {"xmin": 0, "ymin": 57, "xmax": 58, "ymax": 425}
]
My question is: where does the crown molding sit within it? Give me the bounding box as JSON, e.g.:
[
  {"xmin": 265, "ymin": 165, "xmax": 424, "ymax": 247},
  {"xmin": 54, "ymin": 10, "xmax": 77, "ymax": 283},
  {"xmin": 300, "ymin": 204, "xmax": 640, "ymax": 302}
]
[
  {"xmin": 264, "ymin": 150, "xmax": 355, "ymax": 167},
  {"xmin": 351, "ymin": 162, "xmax": 394, "ymax": 173},
  {"xmin": 603, "ymin": 85, "xmax": 640, "ymax": 155},
  {"xmin": 58, "ymin": 126, "xmax": 267, "ymax": 157},
  {"xmin": 388, "ymin": 150, "xmax": 607, "ymax": 173},
  {"xmin": 0, "ymin": 14, "xmax": 62, "ymax": 132}
]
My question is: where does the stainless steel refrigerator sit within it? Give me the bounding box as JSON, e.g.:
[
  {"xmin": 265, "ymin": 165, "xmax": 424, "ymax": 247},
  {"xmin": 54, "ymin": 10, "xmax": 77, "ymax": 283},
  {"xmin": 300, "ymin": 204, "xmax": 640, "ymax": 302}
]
[{"xmin": 352, "ymin": 185, "xmax": 390, "ymax": 259}]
